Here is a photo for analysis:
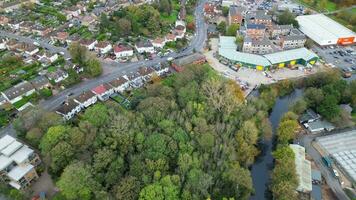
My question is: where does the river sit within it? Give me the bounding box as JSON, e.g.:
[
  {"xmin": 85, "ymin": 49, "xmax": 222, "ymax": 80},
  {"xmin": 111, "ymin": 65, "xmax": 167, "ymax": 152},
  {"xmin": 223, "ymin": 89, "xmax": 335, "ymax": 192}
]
[{"xmin": 249, "ymin": 89, "xmax": 304, "ymax": 200}]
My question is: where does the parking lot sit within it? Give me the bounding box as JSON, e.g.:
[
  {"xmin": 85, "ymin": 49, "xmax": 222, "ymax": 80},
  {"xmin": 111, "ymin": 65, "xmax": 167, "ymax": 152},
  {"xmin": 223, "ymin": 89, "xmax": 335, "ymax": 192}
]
[
  {"xmin": 205, "ymin": 38, "xmax": 320, "ymax": 96},
  {"xmin": 312, "ymin": 45, "xmax": 356, "ymax": 71}
]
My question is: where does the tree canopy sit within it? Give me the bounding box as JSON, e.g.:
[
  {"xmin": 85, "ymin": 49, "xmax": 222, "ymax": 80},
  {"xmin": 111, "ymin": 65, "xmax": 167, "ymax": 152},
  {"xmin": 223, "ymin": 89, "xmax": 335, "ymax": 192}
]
[{"xmin": 35, "ymin": 64, "xmax": 273, "ymax": 199}]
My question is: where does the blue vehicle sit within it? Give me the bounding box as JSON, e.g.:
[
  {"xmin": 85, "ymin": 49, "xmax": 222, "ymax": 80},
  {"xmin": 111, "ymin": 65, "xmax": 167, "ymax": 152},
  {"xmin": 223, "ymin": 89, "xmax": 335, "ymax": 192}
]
[{"xmin": 322, "ymin": 156, "xmax": 332, "ymax": 168}]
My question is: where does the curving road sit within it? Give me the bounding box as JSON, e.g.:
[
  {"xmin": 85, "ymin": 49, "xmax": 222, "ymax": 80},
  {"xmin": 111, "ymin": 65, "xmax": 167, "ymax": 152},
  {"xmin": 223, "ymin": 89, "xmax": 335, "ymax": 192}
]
[{"xmin": 0, "ymin": 0, "xmax": 207, "ymax": 137}]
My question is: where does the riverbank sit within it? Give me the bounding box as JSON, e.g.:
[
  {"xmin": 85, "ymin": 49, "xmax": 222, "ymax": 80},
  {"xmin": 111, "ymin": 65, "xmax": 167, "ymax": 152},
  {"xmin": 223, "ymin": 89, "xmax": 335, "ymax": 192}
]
[{"xmin": 250, "ymin": 89, "xmax": 304, "ymax": 199}]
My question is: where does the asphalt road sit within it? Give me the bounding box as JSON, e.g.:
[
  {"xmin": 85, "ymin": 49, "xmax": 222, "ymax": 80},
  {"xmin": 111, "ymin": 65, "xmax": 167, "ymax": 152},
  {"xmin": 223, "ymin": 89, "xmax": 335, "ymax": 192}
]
[{"xmin": 0, "ymin": 0, "xmax": 207, "ymax": 134}]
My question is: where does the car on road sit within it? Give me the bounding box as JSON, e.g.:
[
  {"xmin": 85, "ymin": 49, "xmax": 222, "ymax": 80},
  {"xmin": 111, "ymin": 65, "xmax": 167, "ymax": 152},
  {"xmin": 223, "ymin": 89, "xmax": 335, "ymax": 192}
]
[
  {"xmin": 59, "ymin": 52, "xmax": 65, "ymax": 55},
  {"xmin": 332, "ymin": 168, "xmax": 339, "ymax": 178}
]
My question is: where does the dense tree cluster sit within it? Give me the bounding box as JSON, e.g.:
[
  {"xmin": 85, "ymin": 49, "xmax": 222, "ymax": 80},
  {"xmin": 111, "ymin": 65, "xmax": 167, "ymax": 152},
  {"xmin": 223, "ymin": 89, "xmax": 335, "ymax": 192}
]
[
  {"xmin": 298, "ymin": 71, "xmax": 355, "ymax": 126},
  {"xmin": 271, "ymin": 112, "xmax": 299, "ymax": 200},
  {"xmin": 100, "ymin": 3, "xmax": 176, "ymax": 39},
  {"xmin": 26, "ymin": 65, "xmax": 273, "ymax": 200},
  {"xmin": 277, "ymin": 10, "xmax": 299, "ymax": 28},
  {"xmin": 69, "ymin": 43, "xmax": 103, "ymax": 78},
  {"xmin": 271, "ymin": 145, "xmax": 298, "ymax": 200}
]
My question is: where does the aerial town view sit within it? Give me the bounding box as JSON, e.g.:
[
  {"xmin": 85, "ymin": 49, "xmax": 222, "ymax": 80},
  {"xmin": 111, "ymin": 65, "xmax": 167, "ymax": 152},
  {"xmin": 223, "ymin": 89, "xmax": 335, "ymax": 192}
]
[{"xmin": 0, "ymin": 0, "xmax": 355, "ymax": 199}]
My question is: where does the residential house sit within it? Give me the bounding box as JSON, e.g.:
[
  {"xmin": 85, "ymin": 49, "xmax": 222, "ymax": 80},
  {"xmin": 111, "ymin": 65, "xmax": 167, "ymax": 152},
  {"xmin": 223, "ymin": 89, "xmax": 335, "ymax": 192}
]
[
  {"xmin": 37, "ymin": 52, "xmax": 59, "ymax": 63},
  {"xmin": 304, "ymin": 120, "xmax": 335, "ymax": 133},
  {"xmin": 135, "ymin": 40, "xmax": 154, "ymax": 54},
  {"xmin": 270, "ymin": 24, "xmax": 293, "ymax": 38},
  {"xmin": 74, "ymin": 91, "xmax": 97, "ymax": 108},
  {"xmin": 32, "ymin": 26, "xmax": 52, "ymax": 36},
  {"xmin": 17, "ymin": 43, "xmax": 39, "ymax": 56},
  {"xmin": 91, "ymin": 83, "xmax": 114, "ymax": 101},
  {"xmin": 80, "ymin": 15, "xmax": 96, "ymax": 26},
  {"xmin": 0, "ymin": 38, "xmax": 6, "ymax": 50},
  {"xmin": 280, "ymin": 29, "xmax": 306, "ymax": 50},
  {"xmin": 0, "ymin": 95, "xmax": 8, "ymax": 106},
  {"xmin": 113, "ymin": 44, "xmax": 134, "ymax": 58},
  {"xmin": 51, "ymin": 32, "xmax": 69, "ymax": 44},
  {"xmin": 126, "ymin": 72, "xmax": 143, "ymax": 88},
  {"xmin": 165, "ymin": 34, "xmax": 177, "ymax": 42},
  {"xmin": 30, "ymin": 76, "xmax": 51, "ymax": 90},
  {"xmin": 242, "ymin": 36, "xmax": 273, "ymax": 54},
  {"xmin": 138, "ymin": 66, "xmax": 155, "ymax": 81},
  {"xmin": 108, "ymin": 76, "xmax": 129, "ymax": 93},
  {"xmin": 246, "ymin": 10, "xmax": 272, "ymax": 29},
  {"xmin": 152, "ymin": 38, "xmax": 166, "ymax": 49},
  {"xmin": 5, "ymin": 39, "xmax": 19, "ymax": 51},
  {"xmin": 0, "ymin": 16, "xmax": 9, "ymax": 26},
  {"xmin": 66, "ymin": 34, "xmax": 81, "ymax": 44},
  {"xmin": 19, "ymin": 21, "xmax": 34, "ymax": 33},
  {"xmin": 63, "ymin": 6, "xmax": 82, "ymax": 19},
  {"xmin": 47, "ymin": 69, "xmax": 68, "ymax": 83},
  {"xmin": 299, "ymin": 109, "xmax": 320, "ymax": 124},
  {"xmin": 174, "ymin": 25, "xmax": 186, "ymax": 39},
  {"xmin": 95, "ymin": 41, "xmax": 112, "ymax": 54},
  {"xmin": 204, "ymin": 3, "xmax": 217, "ymax": 17},
  {"xmin": 0, "ymin": 135, "xmax": 41, "ymax": 190},
  {"xmin": 56, "ymin": 99, "xmax": 81, "ymax": 120},
  {"xmin": 152, "ymin": 63, "xmax": 170, "ymax": 76},
  {"xmin": 207, "ymin": 24, "xmax": 218, "ymax": 37},
  {"xmin": 7, "ymin": 19, "xmax": 22, "ymax": 30},
  {"xmin": 280, "ymin": 34, "xmax": 306, "ymax": 50},
  {"xmin": 246, "ymin": 24, "xmax": 266, "ymax": 39},
  {"xmin": 0, "ymin": 0, "xmax": 38, "ymax": 12},
  {"xmin": 1, "ymin": 81, "xmax": 35, "ymax": 104},
  {"xmin": 80, "ymin": 39, "xmax": 97, "ymax": 51},
  {"xmin": 172, "ymin": 53, "xmax": 206, "ymax": 72},
  {"xmin": 228, "ymin": 6, "xmax": 246, "ymax": 25}
]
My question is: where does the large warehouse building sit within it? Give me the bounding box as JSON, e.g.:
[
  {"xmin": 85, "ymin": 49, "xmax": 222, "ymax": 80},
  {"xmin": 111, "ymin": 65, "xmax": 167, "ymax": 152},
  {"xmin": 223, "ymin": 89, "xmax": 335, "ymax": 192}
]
[
  {"xmin": 316, "ymin": 130, "xmax": 356, "ymax": 183},
  {"xmin": 218, "ymin": 36, "xmax": 318, "ymax": 70},
  {"xmin": 296, "ymin": 14, "xmax": 356, "ymax": 46}
]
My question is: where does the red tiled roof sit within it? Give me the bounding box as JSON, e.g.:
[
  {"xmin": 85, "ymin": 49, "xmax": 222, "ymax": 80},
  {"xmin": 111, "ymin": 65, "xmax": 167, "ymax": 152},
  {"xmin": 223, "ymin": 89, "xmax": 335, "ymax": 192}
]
[
  {"xmin": 92, "ymin": 84, "xmax": 107, "ymax": 94},
  {"xmin": 57, "ymin": 32, "xmax": 69, "ymax": 40},
  {"xmin": 114, "ymin": 45, "xmax": 132, "ymax": 53}
]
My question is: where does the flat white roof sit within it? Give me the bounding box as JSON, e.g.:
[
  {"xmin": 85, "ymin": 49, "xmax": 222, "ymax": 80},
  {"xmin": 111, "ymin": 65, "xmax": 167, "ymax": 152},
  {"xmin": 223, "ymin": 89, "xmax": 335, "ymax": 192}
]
[
  {"xmin": 10, "ymin": 145, "xmax": 34, "ymax": 164},
  {"xmin": 296, "ymin": 14, "xmax": 356, "ymax": 44},
  {"xmin": 0, "ymin": 135, "xmax": 16, "ymax": 151},
  {"xmin": 7, "ymin": 164, "xmax": 34, "ymax": 181},
  {"xmin": 1, "ymin": 140, "xmax": 23, "ymax": 157},
  {"xmin": 0, "ymin": 155, "xmax": 13, "ymax": 171},
  {"xmin": 9, "ymin": 181, "xmax": 21, "ymax": 190}
]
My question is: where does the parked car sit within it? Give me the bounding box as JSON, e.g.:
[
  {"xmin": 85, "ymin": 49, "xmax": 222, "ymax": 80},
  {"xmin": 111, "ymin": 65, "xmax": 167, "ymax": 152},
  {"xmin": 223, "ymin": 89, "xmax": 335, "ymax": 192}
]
[{"xmin": 342, "ymin": 68, "xmax": 352, "ymax": 78}]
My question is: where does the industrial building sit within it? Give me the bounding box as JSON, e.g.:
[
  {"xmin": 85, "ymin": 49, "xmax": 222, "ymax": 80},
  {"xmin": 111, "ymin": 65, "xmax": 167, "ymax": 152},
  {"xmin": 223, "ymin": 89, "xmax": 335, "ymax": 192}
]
[
  {"xmin": 218, "ymin": 36, "xmax": 318, "ymax": 70},
  {"xmin": 296, "ymin": 14, "xmax": 356, "ymax": 46},
  {"xmin": 316, "ymin": 130, "xmax": 356, "ymax": 182}
]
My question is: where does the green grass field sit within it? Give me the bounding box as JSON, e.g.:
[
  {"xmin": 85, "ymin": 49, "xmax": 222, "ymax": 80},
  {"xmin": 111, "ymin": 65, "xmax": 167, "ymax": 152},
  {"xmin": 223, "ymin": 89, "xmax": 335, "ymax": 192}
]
[{"xmin": 295, "ymin": 0, "xmax": 337, "ymax": 12}]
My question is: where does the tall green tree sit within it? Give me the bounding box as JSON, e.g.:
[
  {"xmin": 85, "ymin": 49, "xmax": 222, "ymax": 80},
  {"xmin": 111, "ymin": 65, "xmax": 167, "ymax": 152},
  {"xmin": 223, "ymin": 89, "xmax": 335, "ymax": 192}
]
[{"xmin": 57, "ymin": 162, "xmax": 99, "ymax": 200}]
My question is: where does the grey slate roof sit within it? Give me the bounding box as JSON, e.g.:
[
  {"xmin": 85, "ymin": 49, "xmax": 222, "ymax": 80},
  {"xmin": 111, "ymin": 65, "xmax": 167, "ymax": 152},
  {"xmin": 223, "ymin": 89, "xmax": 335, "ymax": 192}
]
[
  {"xmin": 56, "ymin": 99, "xmax": 79, "ymax": 115},
  {"xmin": 30, "ymin": 76, "xmax": 50, "ymax": 89},
  {"xmin": 2, "ymin": 81, "xmax": 34, "ymax": 101}
]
